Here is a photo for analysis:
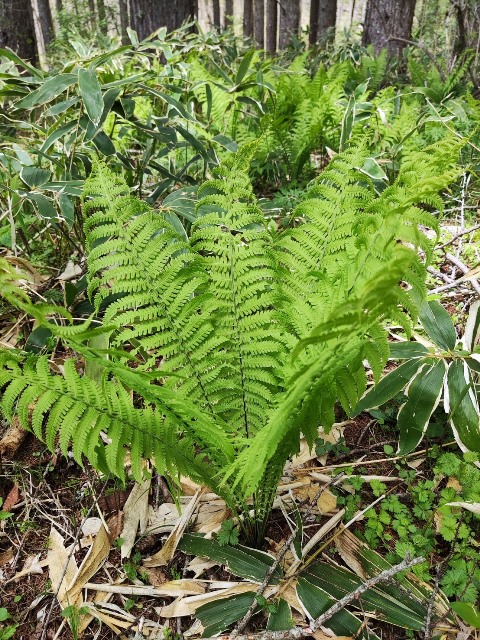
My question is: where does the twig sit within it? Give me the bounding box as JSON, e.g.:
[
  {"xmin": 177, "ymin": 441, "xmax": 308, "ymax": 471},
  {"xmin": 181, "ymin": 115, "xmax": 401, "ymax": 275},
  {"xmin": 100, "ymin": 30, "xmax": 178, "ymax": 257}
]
[
  {"xmin": 232, "ymin": 474, "xmax": 345, "ymax": 637},
  {"xmin": 204, "ymin": 555, "xmax": 424, "ymax": 640},
  {"xmin": 438, "ymin": 222, "xmax": 480, "ymax": 249},
  {"xmin": 445, "ymin": 252, "xmax": 480, "ymax": 296},
  {"xmin": 387, "ymin": 37, "xmax": 446, "ymax": 81}
]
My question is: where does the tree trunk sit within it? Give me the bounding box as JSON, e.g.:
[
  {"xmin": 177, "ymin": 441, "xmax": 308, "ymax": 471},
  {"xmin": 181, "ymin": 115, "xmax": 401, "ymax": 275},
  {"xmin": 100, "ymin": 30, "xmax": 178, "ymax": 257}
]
[
  {"xmin": 36, "ymin": 0, "xmax": 54, "ymax": 47},
  {"xmin": 97, "ymin": 0, "xmax": 108, "ymax": 33},
  {"xmin": 129, "ymin": 0, "xmax": 195, "ymax": 39},
  {"xmin": 278, "ymin": 0, "xmax": 300, "ymax": 48},
  {"xmin": 0, "ymin": 0, "xmax": 37, "ymax": 61},
  {"xmin": 254, "ymin": 0, "xmax": 264, "ymax": 47},
  {"xmin": 244, "ymin": 0, "xmax": 253, "ymax": 37},
  {"xmin": 212, "ymin": 0, "xmax": 220, "ymax": 28},
  {"xmin": 265, "ymin": 0, "xmax": 277, "ymax": 53},
  {"xmin": 119, "ymin": 0, "xmax": 129, "ymax": 43},
  {"xmin": 317, "ymin": 0, "xmax": 337, "ymax": 42},
  {"xmin": 362, "ymin": 0, "xmax": 416, "ymax": 58},
  {"xmin": 224, "ymin": 0, "xmax": 233, "ymax": 27}
]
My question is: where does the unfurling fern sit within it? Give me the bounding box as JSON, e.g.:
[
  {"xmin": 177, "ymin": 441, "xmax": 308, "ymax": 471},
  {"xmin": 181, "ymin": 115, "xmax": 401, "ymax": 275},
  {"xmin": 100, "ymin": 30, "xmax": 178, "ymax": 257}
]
[{"xmin": 0, "ymin": 135, "xmax": 463, "ymax": 544}]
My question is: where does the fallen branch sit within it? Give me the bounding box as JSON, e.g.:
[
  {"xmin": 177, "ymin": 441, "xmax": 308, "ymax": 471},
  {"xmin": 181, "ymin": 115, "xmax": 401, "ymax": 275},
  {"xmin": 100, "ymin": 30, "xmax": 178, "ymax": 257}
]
[
  {"xmin": 439, "ymin": 222, "xmax": 480, "ymax": 249},
  {"xmin": 203, "ymin": 555, "xmax": 424, "ymax": 640}
]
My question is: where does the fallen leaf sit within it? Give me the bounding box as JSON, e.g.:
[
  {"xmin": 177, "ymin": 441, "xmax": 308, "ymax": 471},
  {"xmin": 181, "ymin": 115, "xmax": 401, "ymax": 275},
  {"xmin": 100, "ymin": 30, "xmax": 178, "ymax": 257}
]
[
  {"xmin": 57, "ymin": 260, "xmax": 82, "ymax": 281},
  {"xmin": 312, "ymin": 633, "xmax": 352, "ymax": 640},
  {"xmin": 0, "ymin": 547, "xmax": 14, "ymax": 566},
  {"xmin": 81, "ymin": 517, "xmax": 102, "ymax": 537},
  {"xmin": 143, "ymin": 489, "xmax": 202, "ymax": 567},
  {"xmin": 84, "ymin": 579, "xmax": 205, "ymax": 597},
  {"xmin": 47, "ymin": 527, "xmax": 82, "ymax": 609},
  {"xmin": 4, "ymin": 554, "xmax": 46, "ymax": 584},
  {"xmin": 446, "ymin": 501, "xmax": 480, "ymax": 515},
  {"xmin": 316, "ymin": 490, "xmax": 337, "ymax": 514},
  {"xmin": 106, "ymin": 512, "xmax": 124, "ymax": 542},
  {"xmin": 155, "ymin": 582, "xmax": 258, "ymax": 618},
  {"xmin": 67, "ymin": 524, "xmax": 111, "ymax": 599},
  {"xmin": 0, "ymin": 417, "xmax": 28, "ymax": 457},
  {"xmin": 3, "ymin": 484, "xmax": 20, "ymax": 512},
  {"xmin": 120, "ymin": 477, "xmax": 151, "ymax": 560},
  {"xmin": 143, "ymin": 566, "xmax": 168, "ymax": 586},
  {"xmin": 446, "ymin": 478, "xmax": 462, "ymax": 492}
]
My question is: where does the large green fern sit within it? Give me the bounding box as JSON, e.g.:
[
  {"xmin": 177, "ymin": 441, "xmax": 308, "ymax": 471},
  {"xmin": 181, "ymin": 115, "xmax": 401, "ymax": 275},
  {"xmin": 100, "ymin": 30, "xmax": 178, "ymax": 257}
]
[{"xmin": 0, "ymin": 135, "xmax": 462, "ymax": 544}]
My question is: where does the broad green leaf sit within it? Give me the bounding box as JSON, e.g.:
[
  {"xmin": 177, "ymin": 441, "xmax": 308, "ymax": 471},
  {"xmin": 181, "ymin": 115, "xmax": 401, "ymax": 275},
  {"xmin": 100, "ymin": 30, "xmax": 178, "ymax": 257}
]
[
  {"xmin": 42, "ymin": 181, "xmax": 84, "ymax": 196},
  {"xmin": 388, "ymin": 342, "xmax": 428, "ymax": 360},
  {"xmin": 397, "ymin": 360, "xmax": 445, "ymax": 455},
  {"xmin": 196, "ymin": 592, "xmax": 255, "ymax": 637},
  {"xmin": 25, "ymin": 327, "xmax": 53, "ymax": 353},
  {"xmin": 45, "ymin": 97, "xmax": 79, "ymax": 116},
  {"xmin": 16, "ymin": 74, "xmax": 77, "ymax": 109},
  {"xmin": 235, "ymin": 50, "xmax": 255, "ymax": 86},
  {"xmin": 420, "ymin": 300, "xmax": 456, "ymax": 351},
  {"xmin": 92, "ymin": 131, "xmax": 116, "ymax": 156},
  {"xmin": 78, "ymin": 68, "xmax": 104, "ymax": 127},
  {"xmin": 178, "ymin": 534, "xmax": 281, "ymax": 582},
  {"xmin": 447, "ymin": 360, "xmax": 480, "ymax": 452},
  {"xmin": 59, "ymin": 193, "xmax": 75, "ymax": 227},
  {"xmin": 20, "ymin": 166, "xmax": 51, "ymax": 188},
  {"xmin": 266, "ymin": 599, "xmax": 292, "ymax": 631},
  {"xmin": 451, "ymin": 602, "xmax": 480, "ymax": 628},
  {"xmin": 27, "ymin": 193, "xmax": 57, "ymax": 220},
  {"xmin": 40, "ymin": 121, "xmax": 77, "ymax": 153},
  {"xmin": 0, "ymin": 48, "xmax": 43, "ymax": 77},
  {"xmin": 353, "ymin": 359, "xmax": 423, "ymax": 416},
  {"xmin": 141, "ymin": 85, "xmax": 195, "ymax": 122},
  {"xmin": 297, "ymin": 577, "xmax": 378, "ymax": 639},
  {"xmin": 212, "ymin": 134, "xmax": 239, "ymax": 152},
  {"xmin": 361, "ymin": 157, "xmax": 388, "ymax": 181},
  {"xmin": 304, "ymin": 562, "xmax": 426, "ymax": 630},
  {"xmin": 162, "ymin": 186, "xmax": 198, "ymax": 223},
  {"xmin": 463, "ymin": 300, "xmax": 480, "ymax": 352}
]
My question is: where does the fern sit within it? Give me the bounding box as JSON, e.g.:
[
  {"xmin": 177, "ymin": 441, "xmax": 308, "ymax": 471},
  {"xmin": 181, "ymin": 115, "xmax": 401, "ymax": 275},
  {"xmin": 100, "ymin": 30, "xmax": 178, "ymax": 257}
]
[{"xmin": 0, "ymin": 134, "xmax": 463, "ymax": 544}]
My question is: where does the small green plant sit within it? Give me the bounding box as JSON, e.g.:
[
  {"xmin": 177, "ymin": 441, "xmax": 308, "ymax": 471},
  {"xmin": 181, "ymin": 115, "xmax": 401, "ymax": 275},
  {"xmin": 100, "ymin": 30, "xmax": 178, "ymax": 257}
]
[
  {"xmin": 61, "ymin": 604, "xmax": 90, "ymax": 640},
  {"xmin": 355, "ymin": 300, "xmax": 480, "ymax": 455},
  {"xmin": 0, "ymin": 608, "xmax": 18, "ymax": 640},
  {"xmin": 217, "ymin": 519, "xmax": 240, "ymax": 546}
]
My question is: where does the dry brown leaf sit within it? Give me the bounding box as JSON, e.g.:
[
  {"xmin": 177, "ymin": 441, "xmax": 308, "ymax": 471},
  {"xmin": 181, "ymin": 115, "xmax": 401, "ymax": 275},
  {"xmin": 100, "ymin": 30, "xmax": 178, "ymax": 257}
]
[
  {"xmin": 143, "ymin": 489, "xmax": 202, "ymax": 567},
  {"xmin": 155, "ymin": 582, "xmax": 258, "ymax": 618},
  {"xmin": 194, "ymin": 500, "xmax": 229, "ymax": 535},
  {"xmin": 120, "ymin": 477, "xmax": 151, "ymax": 560},
  {"xmin": 47, "ymin": 527, "xmax": 83, "ymax": 609},
  {"xmin": 143, "ymin": 566, "xmax": 168, "ymax": 586},
  {"xmin": 186, "ymin": 556, "xmax": 218, "ymax": 578},
  {"xmin": 3, "ymin": 484, "xmax": 20, "ymax": 512},
  {"xmin": 4, "ymin": 554, "xmax": 46, "ymax": 584},
  {"xmin": 312, "ymin": 633, "xmax": 352, "ymax": 640},
  {"xmin": 0, "ymin": 417, "xmax": 28, "ymax": 457},
  {"xmin": 84, "ymin": 579, "xmax": 205, "ymax": 597},
  {"xmin": 67, "ymin": 524, "xmax": 111, "ymax": 600},
  {"xmin": 446, "ymin": 478, "xmax": 462, "ymax": 492},
  {"xmin": 335, "ymin": 529, "xmax": 368, "ymax": 579},
  {"xmin": 0, "ymin": 547, "xmax": 14, "ymax": 566},
  {"xmin": 106, "ymin": 512, "xmax": 124, "ymax": 542},
  {"xmin": 180, "ymin": 476, "xmax": 202, "ymax": 495},
  {"xmin": 317, "ymin": 490, "xmax": 337, "ymax": 514}
]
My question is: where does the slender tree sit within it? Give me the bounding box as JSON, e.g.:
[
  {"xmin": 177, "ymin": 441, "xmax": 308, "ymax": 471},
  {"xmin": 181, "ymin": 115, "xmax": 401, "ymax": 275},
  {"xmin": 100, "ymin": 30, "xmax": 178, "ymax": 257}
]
[
  {"xmin": 212, "ymin": 0, "xmax": 220, "ymax": 28},
  {"xmin": 119, "ymin": 0, "xmax": 129, "ymax": 43},
  {"xmin": 224, "ymin": 0, "xmax": 233, "ymax": 27},
  {"xmin": 129, "ymin": 0, "xmax": 196, "ymax": 40},
  {"xmin": 265, "ymin": 0, "xmax": 277, "ymax": 53},
  {"xmin": 317, "ymin": 0, "xmax": 337, "ymax": 42},
  {"xmin": 0, "ymin": 0, "xmax": 37, "ymax": 61},
  {"xmin": 278, "ymin": 0, "xmax": 300, "ymax": 48},
  {"xmin": 362, "ymin": 0, "xmax": 416, "ymax": 57},
  {"xmin": 244, "ymin": 0, "xmax": 253, "ymax": 37},
  {"xmin": 36, "ymin": 0, "xmax": 54, "ymax": 47},
  {"xmin": 254, "ymin": 0, "xmax": 264, "ymax": 47}
]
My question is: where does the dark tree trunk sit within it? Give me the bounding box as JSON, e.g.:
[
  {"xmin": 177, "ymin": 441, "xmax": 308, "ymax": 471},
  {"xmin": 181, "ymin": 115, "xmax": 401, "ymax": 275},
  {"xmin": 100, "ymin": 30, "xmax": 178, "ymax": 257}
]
[
  {"xmin": 362, "ymin": 0, "xmax": 416, "ymax": 58},
  {"xmin": 119, "ymin": 0, "xmax": 129, "ymax": 43},
  {"xmin": 37, "ymin": 0, "xmax": 54, "ymax": 47},
  {"xmin": 224, "ymin": 0, "xmax": 233, "ymax": 28},
  {"xmin": 317, "ymin": 0, "xmax": 337, "ymax": 42},
  {"xmin": 254, "ymin": 0, "xmax": 264, "ymax": 47},
  {"xmin": 0, "ymin": 0, "xmax": 37, "ymax": 62},
  {"xmin": 309, "ymin": 0, "xmax": 319, "ymax": 44},
  {"xmin": 244, "ymin": 0, "xmax": 253, "ymax": 37},
  {"xmin": 278, "ymin": 0, "xmax": 300, "ymax": 48},
  {"xmin": 97, "ymin": 0, "xmax": 108, "ymax": 33},
  {"xmin": 129, "ymin": 0, "xmax": 195, "ymax": 39},
  {"xmin": 212, "ymin": 0, "xmax": 220, "ymax": 28},
  {"xmin": 265, "ymin": 0, "xmax": 277, "ymax": 53}
]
